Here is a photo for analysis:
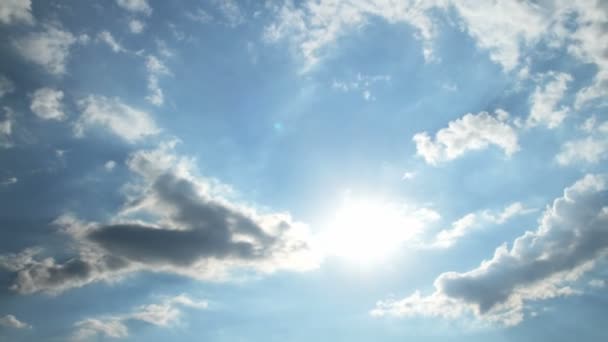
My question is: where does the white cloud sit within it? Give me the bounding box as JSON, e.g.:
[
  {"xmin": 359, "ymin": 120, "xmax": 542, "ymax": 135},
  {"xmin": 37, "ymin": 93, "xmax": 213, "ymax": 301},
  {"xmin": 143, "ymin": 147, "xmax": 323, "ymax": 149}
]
[
  {"xmin": 128, "ymin": 19, "xmax": 145, "ymax": 34},
  {"xmin": 98, "ymin": 31, "xmax": 125, "ymax": 53},
  {"xmin": 30, "ymin": 87, "xmax": 65, "ymax": 120},
  {"xmin": 447, "ymin": 0, "xmax": 548, "ymax": 71},
  {"xmin": 373, "ymin": 174, "xmax": 608, "ymax": 326},
  {"xmin": 213, "ymin": 0, "xmax": 245, "ymax": 27},
  {"xmin": 433, "ymin": 202, "xmax": 536, "ymax": 248},
  {"xmin": 332, "ymin": 73, "xmax": 390, "ymax": 100},
  {"xmin": 0, "ymin": 107, "xmax": 15, "ymax": 148},
  {"xmin": 74, "ymin": 95, "xmax": 159, "ymax": 143},
  {"xmin": 0, "ymin": 314, "xmax": 29, "ymax": 329},
  {"xmin": 589, "ymin": 279, "xmax": 606, "ymax": 288},
  {"xmin": 557, "ymin": 117, "xmax": 608, "ymax": 165},
  {"xmin": 1, "ymin": 177, "xmax": 18, "ymax": 186},
  {"xmin": 104, "ymin": 160, "xmax": 117, "ymax": 171},
  {"xmin": 264, "ymin": 0, "xmax": 439, "ymax": 71},
  {"xmin": 13, "ymin": 25, "xmax": 76, "ymax": 75},
  {"xmin": 0, "ymin": 75, "xmax": 15, "ymax": 98},
  {"xmin": 527, "ymin": 72, "xmax": 572, "ymax": 129},
  {"xmin": 72, "ymin": 319, "xmax": 128, "ymax": 341},
  {"xmin": 0, "ymin": 0, "xmax": 34, "ymax": 25},
  {"xmin": 116, "ymin": 0, "xmax": 151, "ymax": 15},
  {"xmin": 186, "ymin": 8, "xmax": 213, "ymax": 24},
  {"xmin": 413, "ymin": 109, "xmax": 519, "ymax": 165},
  {"xmin": 145, "ymin": 55, "xmax": 170, "ymax": 106},
  {"xmin": 72, "ymin": 294, "xmax": 206, "ymax": 341}
]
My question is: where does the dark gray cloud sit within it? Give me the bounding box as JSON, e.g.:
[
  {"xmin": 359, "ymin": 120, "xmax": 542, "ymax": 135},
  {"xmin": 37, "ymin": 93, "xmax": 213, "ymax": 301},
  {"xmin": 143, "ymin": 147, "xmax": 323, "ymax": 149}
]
[
  {"xmin": 1, "ymin": 143, "xmax": 318, "ymax": 294},
  {"xmin": 373, "ymin": 174, "xmax": 608, "ymax": 325}
]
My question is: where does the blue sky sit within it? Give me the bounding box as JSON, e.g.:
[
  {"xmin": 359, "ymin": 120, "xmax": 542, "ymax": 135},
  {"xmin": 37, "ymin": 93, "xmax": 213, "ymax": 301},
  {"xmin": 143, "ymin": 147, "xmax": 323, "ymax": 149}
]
[{"xmin": 0, "ymin": 0, "xmax": 607, "ymax": 341}]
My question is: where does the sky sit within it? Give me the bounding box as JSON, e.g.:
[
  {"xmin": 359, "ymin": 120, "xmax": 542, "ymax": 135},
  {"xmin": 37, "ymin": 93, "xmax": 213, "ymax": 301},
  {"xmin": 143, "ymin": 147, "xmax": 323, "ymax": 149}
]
[{"xmin": 0, "ymin": 0, "xmax": 607, "ymax": 341}]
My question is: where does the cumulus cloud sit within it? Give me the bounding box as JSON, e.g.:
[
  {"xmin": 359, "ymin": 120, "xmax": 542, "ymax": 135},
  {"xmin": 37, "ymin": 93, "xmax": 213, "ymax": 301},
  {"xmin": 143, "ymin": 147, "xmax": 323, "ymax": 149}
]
[
  {"xmin": 13, "ymin": 24, "xmax": 76, "ymax": 75},
  {"xmin": 0, "ymin": 75, "xmax": 15, "ymax": 98},
  {"xmin": 0, "ymin": 0, "xmax": 33, "ymax": 25},
  {"xmin": 0, "ymin": 314, "xmax": 30, "ymax": 329},
  {"xmin": 74, "ymin": 95, "xmax": 159, "ymax": 142},
  {"xmin": 413, "ymin": 110, "xmax": 519, "ymax": 165},
  {"xmin": 72, "ymin": 294, "xmax": 206, "ymax": 341},
  {"xmin": 433, "ymin": 202, "xmax": 536, "ymax": 248},
  {"xmin": 526, "ymin": 72, "xmax": 572, "ymax": 129},
  {"xmin": 30, "ymin": 87, "xmax": 65, "ymax": 120},
  {"xmin": 373, "ymin": 174, "xmax": 608, "ymax": 326},
  {"xmin": 2, "ymin": 143, "xmax": 319, "ymax": 294},
  {"xmin": 128, "ymin": 19, "xmax": 145, "ymax": 34},
  {"xmin": 557, "ymin": 117, "xmax": 608, "ymax": 165},
  {"xmin": 115, "ymin": 0, "xmax": 151, "ymax": 15}
]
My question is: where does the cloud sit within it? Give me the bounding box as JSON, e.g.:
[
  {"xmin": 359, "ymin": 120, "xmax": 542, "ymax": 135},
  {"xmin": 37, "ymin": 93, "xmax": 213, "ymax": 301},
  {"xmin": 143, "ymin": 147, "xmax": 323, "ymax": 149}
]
[
  {"xmin": 74, "ymin": 95, "xmax": 159, "ymax": 143},
  {"xmin": 0, "ymin": 0, "xmax": 33, "ymax": 25},
  {"xmin": 332, "ymin": 73, "xmax": 390, "ymax": 100},
  {"xmin": 13, "ymin": 24, "xmax": 76, "ymax": 75},
  {"xmin": 145, "ymin": 55, "xmax": 170, "ymax": 106},
  {"xmin": 526, "ymin": 72, "xmax": 572, "ymax": 129},
  {"xmin": 433, "ymin": 202, "xmax": 536, "ymax": 248},
  {"xmin": 30, "ymin": 87, "xmax": 65, "ymax": 120},
  {"xmin": 447, "ymin": 0, "xmax": 548, "ymax": 71},
  {"xmin": 1, "ymin": 177, "xmax": 18, "ymax": 186},
  {"xmin": 71, "ymin": 294, "xmax": 206, "ymax": 341},
  {"xmin": 115, "ymin": 0, "xmax": 151, "ymax": 15},
  {"xmin": 72, "ymin": 319, "xmax": 128, "ymax": 340},
  {"xmin": 104, "ymin": 160, "xmax": 117, "ymax": 172},
  {"xmin": 0, "ymin": 314, "xmax": 30, "ymax": 329},
  {"xmin": 0, "ymin": 75, "xmax": 15, "ymax": 98},
  {"xmin": 2, "ymin": 142, "xmax": 319, "ymax": 294},
  {"xmin": 413, "ymin": 109, "xmax": 519, "ymax": 165},
  {"xmin": 128, "ymin": 19, "xmax": 145, "ymax": 34},
  {"xmin": 557, "ymin": 117, "xmax": 608, "ymax": 165},
  {"xmin": 213, "ymin": 0, "xmax": 245, "ymax": 27},
  {"xmin": 264, "ymin": 0, "xmax": 440, "ymax": 71},
  {"xmin": 373, "ymin": 174, "xmax": 608, "ymax": 326},
  {"xmin": 97, "ymin": 31, "xmax": 125, "ymax": 53},
  {"xmin": 0, "ymin": 107, "xmax": 15, "ymax": 148}
]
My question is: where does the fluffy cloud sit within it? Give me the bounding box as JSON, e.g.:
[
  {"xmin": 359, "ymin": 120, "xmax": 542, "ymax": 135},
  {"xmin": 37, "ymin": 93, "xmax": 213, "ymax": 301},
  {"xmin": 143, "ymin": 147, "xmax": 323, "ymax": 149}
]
[
  {"xmin": 115, "ymin": 0, "xmax": 151, "ymax": 15},
  {"xmin": 0, "ymin": 75, "xmax": 15, "ymax": 98},
  {"xmin": 373, "ymin": 174, "xmax": 608, "ymax": 326},
  {"xmin": 13, "ymin": 25, "xmax": 76, "ymax": 75},
  {"xmin": 433, "ymin": 202, "xmax": 536, "ymax": 248},
  {"xmin": 557, "ymin": 117, "xmax": 608, "ymax": 165},
  {"xmin": 1, "ymin": 142, "xmax": 319, "ymax": 294},
  {"xmin": 0, "ymin": 107, "xmax": 15, "ymax": 148},
  {"xmin": 74, "ymin": 95, "xmax": 159, "ymax": 142},
  {"xmin": 0, "ymin": 314, "xmax": 29, "ymax": 329},
  {"xmin": 128, "ymin": 19, "xmax": 145, "ymax": 34},
  {"xmin": 72, "ymin": 294, "xmax": 206, "ymax": 341},
  {"xmin": 0, "ymin": 0, "xmax": 33, "ymax": 25},
  {"xmin": 30, "ymin": 87, "xmax": 65, "ymax": 120},
  {"xmin": 413, "ymin": 110, "xmax": 519, "ymax": 165},
  {"xmin": 526, "ymin": 72, "xmax": 572, "ymax": 129}
]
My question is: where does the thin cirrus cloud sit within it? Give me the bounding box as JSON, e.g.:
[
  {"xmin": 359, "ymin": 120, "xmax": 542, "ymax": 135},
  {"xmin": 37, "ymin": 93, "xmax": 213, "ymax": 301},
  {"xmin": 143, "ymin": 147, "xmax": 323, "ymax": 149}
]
[
  {"xmin": 413, "ymin": 110, "xmax": 519, "ymax": 165},
  {"xmin": 0, "ymin": 142, "xmax": 319, "ymax": 295},
  {"xmin": 373, "ymin": 174, "xmax": 608, "ymax": 326}
]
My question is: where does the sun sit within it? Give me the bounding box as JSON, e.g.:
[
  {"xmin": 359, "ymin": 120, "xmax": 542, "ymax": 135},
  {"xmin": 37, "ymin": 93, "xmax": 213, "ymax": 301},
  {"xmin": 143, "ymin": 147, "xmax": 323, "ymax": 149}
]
[{"xmin": 319, "ymin": 197, "xmax": 429, "ymax": 263}]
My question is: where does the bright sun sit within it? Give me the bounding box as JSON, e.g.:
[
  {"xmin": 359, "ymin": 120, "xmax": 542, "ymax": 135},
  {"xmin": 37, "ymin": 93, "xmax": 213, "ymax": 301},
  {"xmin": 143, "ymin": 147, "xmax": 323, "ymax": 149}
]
[{"xmin": 319, "ymin": 197, "xmax": 428, "ymax": 263}]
